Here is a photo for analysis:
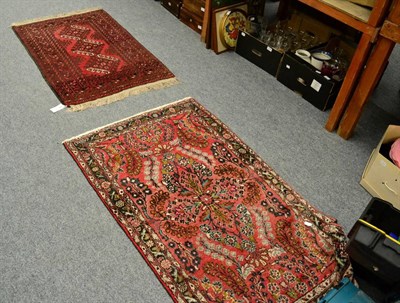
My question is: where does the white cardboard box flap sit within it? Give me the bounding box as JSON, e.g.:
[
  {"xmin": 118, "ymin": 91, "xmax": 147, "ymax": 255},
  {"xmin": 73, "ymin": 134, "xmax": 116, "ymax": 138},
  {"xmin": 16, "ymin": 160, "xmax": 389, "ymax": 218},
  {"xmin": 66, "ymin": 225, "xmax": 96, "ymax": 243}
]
[{"xmin": 360, "ymin": 125, "xmax": 400, "ymax": 210}]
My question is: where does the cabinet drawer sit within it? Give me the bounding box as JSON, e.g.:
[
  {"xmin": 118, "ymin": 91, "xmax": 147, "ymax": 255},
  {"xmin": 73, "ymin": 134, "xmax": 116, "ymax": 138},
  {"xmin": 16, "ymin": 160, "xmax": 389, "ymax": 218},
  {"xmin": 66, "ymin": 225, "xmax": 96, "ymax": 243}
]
[
  {"xmin": 180, "ymin": 7, "xmax": 203, "ymax": 34},
  {"xmin": 182, "ymin": 0, "xmax": 206, "ymax": 18},
  {"xmin": 161, "ymin": 0, "xmax": 182, "ymax": 18}
]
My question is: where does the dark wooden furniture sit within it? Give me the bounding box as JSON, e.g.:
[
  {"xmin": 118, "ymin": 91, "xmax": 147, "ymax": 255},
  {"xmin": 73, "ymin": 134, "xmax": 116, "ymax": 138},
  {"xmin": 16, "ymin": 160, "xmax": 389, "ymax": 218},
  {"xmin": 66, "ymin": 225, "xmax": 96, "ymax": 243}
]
[
  {"xmin": 180, "ymin": 0, "xmax": 206, "ymax": 33},
  {"xmin": 160, "ymin": 0, "xmax": 207, "ymax": 34},
  {"xmin": 161, "ymin": 0, "xmax": 183, "ymax": 17}
]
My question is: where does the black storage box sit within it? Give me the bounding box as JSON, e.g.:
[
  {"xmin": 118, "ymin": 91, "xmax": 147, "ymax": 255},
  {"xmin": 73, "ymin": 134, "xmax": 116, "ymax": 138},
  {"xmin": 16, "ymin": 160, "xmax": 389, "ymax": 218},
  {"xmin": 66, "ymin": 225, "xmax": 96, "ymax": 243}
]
[
  {"xmin": 235, "ymin": 30, "xmax": 283, "ymax": 77},
  {"xmin": 276, "ymin": 52, "xmax": 342, "ymax": 111},
  {"xmin": 347, "ymin": 198, "xmax": 400, "ymax": 289}
]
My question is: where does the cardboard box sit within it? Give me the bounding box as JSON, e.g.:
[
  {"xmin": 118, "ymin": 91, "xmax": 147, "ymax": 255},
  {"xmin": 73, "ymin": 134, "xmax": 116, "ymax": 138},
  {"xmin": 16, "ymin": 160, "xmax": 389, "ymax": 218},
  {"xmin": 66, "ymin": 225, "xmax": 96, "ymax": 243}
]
[
  {"xmin": 348, "ymin": 0, "xmax": 376, "ymax": 8},
  {"xmin": 276, "ymin": 52, "xmax": 341, "ymax": 111},
  {"xmin": 235, "ymin": 30, "xmax": 283, "ymax": 76},
  {"xmin": 360, "ymin": 125, "xmax": 400, "ymax": 210},
  {"xmin": 287, "ymin": 10, "xmax": 341, "ymax": 44}
]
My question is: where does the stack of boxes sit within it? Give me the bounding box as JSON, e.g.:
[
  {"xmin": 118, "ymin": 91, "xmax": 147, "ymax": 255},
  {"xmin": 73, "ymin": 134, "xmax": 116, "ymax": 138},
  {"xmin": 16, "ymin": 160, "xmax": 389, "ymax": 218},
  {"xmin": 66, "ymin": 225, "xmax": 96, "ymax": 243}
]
[{"xmin": 347, "ymin": 125, "xmax": 400, "ymax": 300}]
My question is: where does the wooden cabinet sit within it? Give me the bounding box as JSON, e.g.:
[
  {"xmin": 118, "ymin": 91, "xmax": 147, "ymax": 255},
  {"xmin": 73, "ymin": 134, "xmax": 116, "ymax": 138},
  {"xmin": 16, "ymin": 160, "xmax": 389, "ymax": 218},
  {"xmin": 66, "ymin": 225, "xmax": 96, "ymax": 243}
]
[
  {"xmin": 182, "ymin": 0, "xmax": 206, "ymax": 18},
  {"xmin": 160, "ymin": 0, "xmax": 207, "ymax": 34},
  {"xmin": 180, "ymin": 8, "xmax": 204, "ymax": 33},
  {"xmin": 180, "ymin": 0, "xmax": 206, "ymax": 33},
  {"xmin": 161, "ymin": 0, "xmax": 182, "ymax": 18}
]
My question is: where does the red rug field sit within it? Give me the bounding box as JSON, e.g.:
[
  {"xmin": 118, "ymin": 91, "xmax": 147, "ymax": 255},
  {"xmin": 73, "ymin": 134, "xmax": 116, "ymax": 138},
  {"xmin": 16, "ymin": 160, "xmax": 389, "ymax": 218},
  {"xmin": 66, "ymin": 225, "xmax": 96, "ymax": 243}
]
[
  {"xmin": 12, "ymin": 8, "xmax": 177, "ymax": 111},
  {"xmin": 63, "ymin": 97, "xmax": 351, "ymax": 302}
]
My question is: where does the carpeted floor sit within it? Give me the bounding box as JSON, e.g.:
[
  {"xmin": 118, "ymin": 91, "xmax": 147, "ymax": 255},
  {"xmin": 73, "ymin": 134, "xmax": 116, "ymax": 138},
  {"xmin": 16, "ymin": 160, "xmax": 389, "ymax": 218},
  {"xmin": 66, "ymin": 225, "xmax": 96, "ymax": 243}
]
[{"xmin": 1, "ymin": 0, "xmax": 399, "ymax": 302}]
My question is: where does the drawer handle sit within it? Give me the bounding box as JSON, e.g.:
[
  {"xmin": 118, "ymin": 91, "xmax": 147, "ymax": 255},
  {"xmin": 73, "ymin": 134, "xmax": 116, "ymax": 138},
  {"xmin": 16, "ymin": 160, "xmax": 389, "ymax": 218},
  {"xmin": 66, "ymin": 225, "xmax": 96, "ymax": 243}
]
[
  {"xmin": 251, "ymin": 49, "xmax": 262, "ymax": 57},
  {"xmin": 372, "ymin": 265, "xmax": 379, "ymax": 272},
  {"xmin": 382, "ymin": 181, "xmax": 398, "ymax": 195},
  {"xmin": 297, "ymin": 77, "xmax": 307, "ymax": 86},
  {"xmin": 168, "ymin": 2, "xmax": 171, "ymax": 6}
]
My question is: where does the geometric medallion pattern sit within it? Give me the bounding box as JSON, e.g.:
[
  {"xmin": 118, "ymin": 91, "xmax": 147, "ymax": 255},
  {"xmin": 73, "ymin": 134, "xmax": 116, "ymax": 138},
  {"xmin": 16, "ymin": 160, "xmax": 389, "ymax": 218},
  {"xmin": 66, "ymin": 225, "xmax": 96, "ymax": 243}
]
[{"xmin": 12, "ymin": 9, "xmax": 176, "ymax": 108}]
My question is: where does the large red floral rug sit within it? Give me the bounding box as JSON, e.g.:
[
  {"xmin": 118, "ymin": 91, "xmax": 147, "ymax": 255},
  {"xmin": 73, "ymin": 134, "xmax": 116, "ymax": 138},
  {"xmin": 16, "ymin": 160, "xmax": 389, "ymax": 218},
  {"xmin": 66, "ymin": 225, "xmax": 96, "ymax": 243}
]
[
  {"xmin": 12, "ymin": 8, "xmax": 177, "ymax": 111},
  {"xmin": 63, "ymin": 97, "xmax": 351, "ymax": 302}
]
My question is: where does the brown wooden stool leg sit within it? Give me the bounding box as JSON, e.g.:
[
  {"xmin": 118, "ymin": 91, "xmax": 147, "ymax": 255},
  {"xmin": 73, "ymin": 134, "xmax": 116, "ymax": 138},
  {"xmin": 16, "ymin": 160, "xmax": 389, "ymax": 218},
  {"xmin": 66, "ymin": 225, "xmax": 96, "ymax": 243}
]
[
  {"xmin": 337, "ymin": 37, "xmax": 395, "ymax": 139},
  {"xmin": 325, "ymin": 33, "xmax": 373, "ymax": 132}
]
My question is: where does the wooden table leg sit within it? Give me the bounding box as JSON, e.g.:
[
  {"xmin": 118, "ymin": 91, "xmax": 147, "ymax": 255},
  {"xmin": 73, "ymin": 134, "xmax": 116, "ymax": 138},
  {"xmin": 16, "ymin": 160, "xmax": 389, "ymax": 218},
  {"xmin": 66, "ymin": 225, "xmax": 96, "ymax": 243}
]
[
  {"xmin": 201, "ymin": 0, "xmax": 212, "ymax": 45},
  {"xmin": 337, "ymin": 37, "xmax": 395, "ymax": 139},
  {"xmin": 325, "ymin": 33, "xmax": 373, "ymax": 132}
]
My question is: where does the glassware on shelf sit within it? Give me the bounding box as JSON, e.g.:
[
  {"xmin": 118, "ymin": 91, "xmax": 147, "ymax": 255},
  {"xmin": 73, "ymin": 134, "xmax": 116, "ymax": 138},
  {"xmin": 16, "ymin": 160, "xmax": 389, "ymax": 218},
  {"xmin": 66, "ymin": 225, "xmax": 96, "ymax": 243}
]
[{"xmin": 254, "ymin": 20, "xmax": 321, "ymax": 53}]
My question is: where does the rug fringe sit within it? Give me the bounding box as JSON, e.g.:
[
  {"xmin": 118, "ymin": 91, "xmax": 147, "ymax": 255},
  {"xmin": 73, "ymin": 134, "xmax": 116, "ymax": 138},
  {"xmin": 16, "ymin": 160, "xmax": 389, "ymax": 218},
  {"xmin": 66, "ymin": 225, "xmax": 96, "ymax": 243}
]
[
  {"xmin": 63, "ymin": 96, "xmax": 192, "ymax": 143},
  {"xmin": 68, "ymin": 77, "xmax": 179, "ymax": 112},
  {"xmin": 11, "ymin": 7, "xmax": 102, "ymax": 27}
]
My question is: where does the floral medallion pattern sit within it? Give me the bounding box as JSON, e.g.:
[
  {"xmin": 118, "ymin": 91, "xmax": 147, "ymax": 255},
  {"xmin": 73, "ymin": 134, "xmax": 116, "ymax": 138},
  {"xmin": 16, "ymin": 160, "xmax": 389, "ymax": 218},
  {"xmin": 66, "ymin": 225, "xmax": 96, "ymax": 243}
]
[{"xmin": 64, "ymin": 97, "xmax": 351, "ymax": 302}]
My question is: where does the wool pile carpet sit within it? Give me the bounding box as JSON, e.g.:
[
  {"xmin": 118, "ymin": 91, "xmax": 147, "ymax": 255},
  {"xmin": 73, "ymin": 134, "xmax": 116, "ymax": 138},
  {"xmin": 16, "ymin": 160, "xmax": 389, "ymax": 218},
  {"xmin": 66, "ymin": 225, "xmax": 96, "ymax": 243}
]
[
  {"xmin": 63, "ymin": 97, "xmax": 351, "ymax": 302},
  {"xmin": 12, "ymin": 8, "xmax": 178, "ymax": 111}
]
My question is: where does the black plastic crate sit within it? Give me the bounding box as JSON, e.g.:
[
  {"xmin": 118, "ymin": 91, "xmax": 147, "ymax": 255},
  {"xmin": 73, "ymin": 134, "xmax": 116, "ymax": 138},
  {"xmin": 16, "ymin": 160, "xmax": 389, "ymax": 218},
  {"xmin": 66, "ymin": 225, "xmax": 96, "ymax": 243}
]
[{"xmin": 347, "ymin": 198, "xmax": 400, "ymax": 288}]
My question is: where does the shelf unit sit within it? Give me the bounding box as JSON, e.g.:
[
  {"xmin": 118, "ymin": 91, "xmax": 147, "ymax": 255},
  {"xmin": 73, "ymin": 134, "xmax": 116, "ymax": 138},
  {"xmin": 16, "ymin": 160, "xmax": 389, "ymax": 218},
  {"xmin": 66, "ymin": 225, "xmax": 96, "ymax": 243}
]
[
  {"xmin": 336, "ymin": 0, "xmax": 400, "ymax": 139},
  {"xmin": 278, "ymin": 0, "xmax": 392, "ymax": 134},
  {"xmin": 200, "ymin": 0, "xmax": 394, "ymax": 138}
]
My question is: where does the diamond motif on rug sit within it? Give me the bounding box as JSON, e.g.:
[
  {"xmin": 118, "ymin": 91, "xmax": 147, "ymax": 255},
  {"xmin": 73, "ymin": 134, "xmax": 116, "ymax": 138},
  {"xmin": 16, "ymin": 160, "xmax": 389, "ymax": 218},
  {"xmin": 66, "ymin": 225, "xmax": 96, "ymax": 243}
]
[
  {"xmin": 54, "ymin": 24, "xmax": 125, "ymax": 75},
  {"xmin": 12, "ymin": 8, "xmax": 178, "ymax": 111},
  {"xmin": 63, "ymin": 97, "xmax": 351, "ymax": 302}
]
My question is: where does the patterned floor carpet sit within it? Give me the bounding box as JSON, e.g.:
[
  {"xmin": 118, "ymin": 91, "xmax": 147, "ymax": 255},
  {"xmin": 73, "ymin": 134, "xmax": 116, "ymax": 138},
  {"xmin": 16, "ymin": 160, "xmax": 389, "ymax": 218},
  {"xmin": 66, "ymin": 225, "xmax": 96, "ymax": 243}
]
[
  {"xmin": 64, "ymin": 97, "xmax": 351, "ymax": 302},
  {"xmin": 12, "ymin": 8, "xmax": 177, "ymax": 111}
]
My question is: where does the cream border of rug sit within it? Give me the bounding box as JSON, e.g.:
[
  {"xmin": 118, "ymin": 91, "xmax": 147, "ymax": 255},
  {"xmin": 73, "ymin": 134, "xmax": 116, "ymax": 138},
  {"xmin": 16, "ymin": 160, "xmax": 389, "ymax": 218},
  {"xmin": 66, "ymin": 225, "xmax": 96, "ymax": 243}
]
[
  {"xmin": 63, "ymin": 96, "xmax": 192, "ymax": 143},
  {"xmin": 68, "ymin": 77, "xmax": 179, "ymax": 112},
  {"xmin": 11, "ymin": 7, "xmax": 102, "ymax": 27}
]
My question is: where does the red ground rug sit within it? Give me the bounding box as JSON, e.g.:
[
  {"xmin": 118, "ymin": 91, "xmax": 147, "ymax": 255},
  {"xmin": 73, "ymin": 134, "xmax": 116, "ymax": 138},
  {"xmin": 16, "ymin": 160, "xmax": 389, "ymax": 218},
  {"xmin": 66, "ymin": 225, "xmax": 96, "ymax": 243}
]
[
  {"xmin": 63, "ymin": 97, "xmax": 351, "ymax": 302},
  {"xmin": 12, "ymin": 8, "xmax": 178, "ymax": 111}
]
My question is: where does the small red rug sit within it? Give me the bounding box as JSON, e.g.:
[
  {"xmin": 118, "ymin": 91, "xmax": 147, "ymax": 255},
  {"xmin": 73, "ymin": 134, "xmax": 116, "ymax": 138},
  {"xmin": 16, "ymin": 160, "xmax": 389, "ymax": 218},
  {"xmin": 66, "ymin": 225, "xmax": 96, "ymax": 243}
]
[
  {"xmin": 12, "ymin": 8, "xmax": 178, "ymax": 111},
  {"xmin": 64, "ymin": 97, "xmax": 351, "ymax": 302}
]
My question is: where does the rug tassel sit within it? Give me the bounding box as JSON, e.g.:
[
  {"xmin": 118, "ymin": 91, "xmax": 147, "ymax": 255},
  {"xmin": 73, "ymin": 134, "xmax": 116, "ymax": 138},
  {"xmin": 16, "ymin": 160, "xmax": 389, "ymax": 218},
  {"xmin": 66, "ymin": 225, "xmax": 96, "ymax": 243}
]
[
  {"xmin": 11, "ymin": 7, "xmax": 102, "ymax": 27},
  {"xmin": 68, "ymin": 77, "xmax": 179, "ymax": 112}
]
